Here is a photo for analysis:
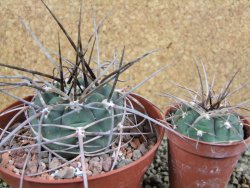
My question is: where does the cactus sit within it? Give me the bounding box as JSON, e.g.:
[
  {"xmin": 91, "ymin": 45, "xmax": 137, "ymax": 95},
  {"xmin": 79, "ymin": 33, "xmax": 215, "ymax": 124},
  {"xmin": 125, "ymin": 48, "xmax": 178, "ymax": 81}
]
[
  {"xmin": 167, "ymin": 63, "xmax": 247, "ymax": 144},
  {"xmin": 0, "ymin": 0, "xmax": 159, "ymax": 165},
  {"xmin": 28, "ymin": 83, "xmax": 124, "ymax": 158},
  {"xmin": 0, "ymin": 1, "xmax": 166, "ymax": 187},
  {"xmin": 171, "ymin": 104, "xmax": 244, "ymax": 143}
]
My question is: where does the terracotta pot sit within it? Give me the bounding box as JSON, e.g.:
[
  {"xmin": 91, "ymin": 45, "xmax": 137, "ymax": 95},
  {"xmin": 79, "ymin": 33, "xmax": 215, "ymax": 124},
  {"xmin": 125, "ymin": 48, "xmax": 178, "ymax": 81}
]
[
  {"xmin": 0, "ymin": 95, "xmax": 164, "ymax": 188},
  {"xmin": 164, "ymin": 107, "xmax": 250, "ymax": 188}
]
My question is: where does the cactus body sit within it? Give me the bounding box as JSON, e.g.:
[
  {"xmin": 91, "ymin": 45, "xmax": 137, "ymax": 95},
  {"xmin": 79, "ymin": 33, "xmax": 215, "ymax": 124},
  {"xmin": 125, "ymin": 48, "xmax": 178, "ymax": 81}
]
[
  {"xmin": 29, "ymin": 83, "xmax": 124, "ymax": 159},
  {"xmin": 171, "ymin": 105, "xmax": 244, "ymax": 143}
]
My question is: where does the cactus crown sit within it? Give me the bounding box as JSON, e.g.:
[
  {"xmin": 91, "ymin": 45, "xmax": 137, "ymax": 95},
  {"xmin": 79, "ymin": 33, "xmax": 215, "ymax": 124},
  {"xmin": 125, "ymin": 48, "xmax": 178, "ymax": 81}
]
[
  {"xmin": 166, "ymin": 62, "xmax": 249, "ymax": 144},
  {"xmin": 0, "ymin": 1, "xmax": 162, "ymax": 186}
]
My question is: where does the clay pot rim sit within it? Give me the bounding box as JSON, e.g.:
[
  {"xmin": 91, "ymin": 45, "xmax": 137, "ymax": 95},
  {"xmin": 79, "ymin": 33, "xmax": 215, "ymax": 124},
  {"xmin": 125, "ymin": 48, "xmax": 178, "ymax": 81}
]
[
  {"xmin": 0, "ymin": 94, "xmax": 164, "ymax": 184},
  {"xmin": 164, "ymin": 106, "xmax": 250, "ymax": 147}
]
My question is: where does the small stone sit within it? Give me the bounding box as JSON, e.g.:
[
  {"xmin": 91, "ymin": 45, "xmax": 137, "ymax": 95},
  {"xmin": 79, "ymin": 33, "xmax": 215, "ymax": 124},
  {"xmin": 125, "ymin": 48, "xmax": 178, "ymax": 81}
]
[
  {"xmin": 71, "ymin": 161, "xmax": 82, "ymax": 168},
  {"xmin": 235, "ymin": 167, "xmax": 243, "ymax": 172},
  {"xmin": 235, "ymin": 172, "xmax": 241, "ymax": 178},
  {"xmin": 54, "ymin": 166, "xmax": 75, "ymax": 179},
  {"xmin": 245, "ymin": 175, "xmax": 250, "ymax": 181},
  {"xmin": 71, "ymin": 162, "xmax": 78, "ymax": 168},
  {"xmin": 42, "ymin": 158, "xmax": 49, "ymax": 164},
  {"xmin": 49, "ymin": 157, "xmax": 61, "ymax": 169},
  {"xmin": 13, "ymin": 167, "xmax": 20, "ymax": 174},
  {"xmin": 231, "ymin": 176, "xmax": 238, "ymax": 185},
  {"xmin": 151, "ymin": 169, "xmax": 157, "ymax": 174},
  {"xmin": 90, "ymin": 157, "xmax": 99, "ymax": 162},
  {"xmin": 126, "ymin": 151, "xmax": 133, "ymax": 159},
  {"xmin": 89, "ymin": 157, "xmax": 102, "ymax": 174},
  {"xmin": 148, "ymin": 144, "xmax": 155, "ymax": 150},
  {"xmin": 75, "ymin": 168, "xmax": 83, "ymax": 176},
  {"xmin": 102, "ymin": 156, "xmax": 112, "ymax": 172},
  {"xmin": 84, "ymin": 157, "xmax": 90, "ymax": 162},
  {"xmin": 134, "ymin": 138, "xmax": 141, "ymax": 144},
  {"xmin": 31, "ymin": 154, "xmax": 38, "ymax": 161},
  {"xmin": 123, "ymin": 135, "xmax": 132, "ymax": 142},
  {"xmin": 30, "ymin": 147, "xmax": 39, "ymax": 154},
  {"xmin": 27, "ymin": 159, "xmax": 38, "ymax": 174},
  {"xmin": 92, "ymin": 170, "xmax": 100, "ymax": 175},
  {"xmin": 164, "ymin": 176, "xmax": 169, "ymax": 182},
  {"xmin": 41, "ymin": 152, "xmax": 49, "ymax": 158},
  {"xmin": 161, "ymin": 172, "xmax": 168, "ymax": 176},
  {"xmin": 86, "ymin": 170, "xmax": 92, "ymax": 176},
  {"xmin": 8, "ymin": 160, "xmax": 14, "ymax": 165},
  {"xmin": 116, "ymin": 159, "xmax": 133, "ymax": 168},
  {"xmin": 38, "ymin": 162, "xmax": 46, "ymax": 173},
  {"xmin": 244, "ymin": 151, "xmax": 250, "ymax": 157},
  {"xmin": 29, "ymin": 141, "xmax": 36, "ymax": 145},
  {"xmin": 129, "ymin": 128, "xmax": 140, "ymax": 135},
  {"xmin": 41, "ymin": 172, "xmax": 53, "ymax": 180},
  {"xmin": 120, "ymin": 147, "xmax": 126, "ymax": 155},
  {"xmin": 21, "ymin": 140, "xmax": 30, "ymax": 146},
  {"xmin": 130, "ymin": 141, "xmax": 137, "ymax": 149},
  {"xmin": 10, "ymin": 149, "xmax": 25, "ymax": 157},
  {"xmin": 138, "ymin": 143, "xmax": 147, "ymax": 155},
  {"xmin": 6, "ymin": 164, "xmax": 14, "ymax": 171},
  {"xmin": 239, "ymin": 158, "xmax": 248, "ymax": 163},
  {"xmin": 14, "ymin": 155, "xmax": 27, "ymax": 169},
  {"xmin": 130, "ymin": 138, "xmax": 141, "ymax": 149},
  {"xmin": 241, "ymin": 184, "xmax": 249, "ymax": 188},
  {"xmin": 132, "ymin": 150, "xmax": 142, "ymax": 161},
  {"xmin": 1, "ymin": 153, "xmax": 9, "ymax": 166}
]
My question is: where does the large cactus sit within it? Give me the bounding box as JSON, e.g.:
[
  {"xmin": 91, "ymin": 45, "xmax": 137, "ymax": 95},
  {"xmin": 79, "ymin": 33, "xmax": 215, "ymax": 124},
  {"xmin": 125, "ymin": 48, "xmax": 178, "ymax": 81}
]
[
  {"xmin": 0, "ymin": 1, "xmax": 160, "ymax": 187},
  {"xmin": 171, "ymin": 104, "xmax": 244, "ymax": 143},
  {"xmin": 28, "ymin": 83, "xmax": 124, "ymax": 158}
]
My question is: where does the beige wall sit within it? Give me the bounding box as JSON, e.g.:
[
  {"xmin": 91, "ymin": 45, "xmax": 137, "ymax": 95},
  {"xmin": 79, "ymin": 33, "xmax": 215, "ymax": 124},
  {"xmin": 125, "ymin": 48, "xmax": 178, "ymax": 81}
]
[{"xmin": 0, "ymin": 0, "xmax": 250, "ymax": 111}]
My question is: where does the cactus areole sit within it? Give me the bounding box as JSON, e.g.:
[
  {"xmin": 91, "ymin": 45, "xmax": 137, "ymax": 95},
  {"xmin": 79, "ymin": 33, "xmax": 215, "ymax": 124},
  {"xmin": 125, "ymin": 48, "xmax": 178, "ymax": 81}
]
[
  {"xmin": 28, "ymin": 83, "xmax": 124, "ymax": 159},
  {"xmin": 170, "ymin": 104, "xmax": 244, "ymax": 143}
]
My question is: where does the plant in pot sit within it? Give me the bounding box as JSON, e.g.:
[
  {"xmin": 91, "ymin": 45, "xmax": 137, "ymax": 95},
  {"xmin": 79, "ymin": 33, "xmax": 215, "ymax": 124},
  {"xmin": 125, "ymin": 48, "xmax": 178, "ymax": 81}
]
[
  {"xmin": 164, "ymin": 62, "xmax": 250, "ymax": 188},
  {"xmin": 0, "ymin": 1, "xmax": 165, "ymax": 188}
]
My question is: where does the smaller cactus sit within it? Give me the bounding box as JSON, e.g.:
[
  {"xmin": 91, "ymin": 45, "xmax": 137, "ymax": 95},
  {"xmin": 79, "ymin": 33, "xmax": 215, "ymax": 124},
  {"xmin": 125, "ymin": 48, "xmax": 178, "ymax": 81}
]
[
  {"xmin": 167, "ymin": 63, "xmax": 247, "ymax": 144},
  {"xmin": 171, "ymin": 104, "xmax": 244, "ymax": 143}
]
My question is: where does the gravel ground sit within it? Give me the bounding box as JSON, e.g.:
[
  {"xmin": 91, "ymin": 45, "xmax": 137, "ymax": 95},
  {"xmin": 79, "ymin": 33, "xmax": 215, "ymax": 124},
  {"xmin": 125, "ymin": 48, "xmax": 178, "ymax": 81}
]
[{"xmin": 1, "ymin": 136, "xmax": 249, "ymax": 187}]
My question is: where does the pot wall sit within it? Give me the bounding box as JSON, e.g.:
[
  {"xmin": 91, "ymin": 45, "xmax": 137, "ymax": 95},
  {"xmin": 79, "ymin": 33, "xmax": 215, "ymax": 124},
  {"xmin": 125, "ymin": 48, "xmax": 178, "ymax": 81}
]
[{"xmin": 165, "ymin": 107, "xmax": 250, "ymax": 188}]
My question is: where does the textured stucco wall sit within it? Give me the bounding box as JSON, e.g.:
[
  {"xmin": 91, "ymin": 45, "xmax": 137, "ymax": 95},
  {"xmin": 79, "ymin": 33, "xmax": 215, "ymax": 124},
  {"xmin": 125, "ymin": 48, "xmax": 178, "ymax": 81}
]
[{"xmin": 0, "ymin": 0, "xmax": 250, "ymax": 111}]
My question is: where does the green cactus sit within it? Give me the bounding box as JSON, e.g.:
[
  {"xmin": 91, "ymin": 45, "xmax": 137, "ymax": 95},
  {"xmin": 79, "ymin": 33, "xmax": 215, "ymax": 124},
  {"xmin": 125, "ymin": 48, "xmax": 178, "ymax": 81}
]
[
  {"xmin": 171, "ymin": 104, "xmax": 244, "ymax": 143},
  {"xmin": 165, "ymin": 61, "xmax": 247, "ymax": 144},
  {"xmin": 29, "ymin": 83, "xmax": 124, "ymax": 159}
]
